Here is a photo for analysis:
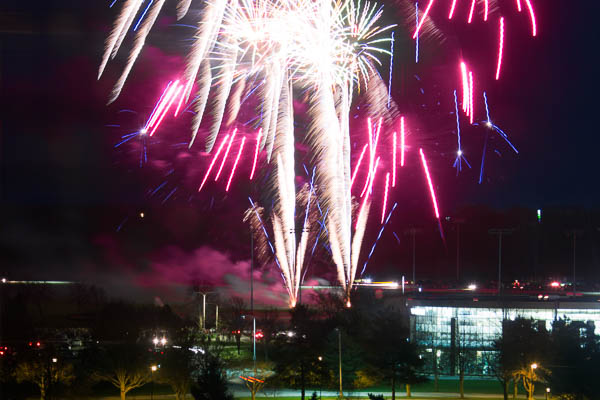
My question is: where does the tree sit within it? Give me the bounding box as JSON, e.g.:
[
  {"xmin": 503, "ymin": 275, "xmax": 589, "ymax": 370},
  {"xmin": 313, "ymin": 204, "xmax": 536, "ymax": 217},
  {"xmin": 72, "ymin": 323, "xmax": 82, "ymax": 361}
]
[
  {"xmin": 456, "ymin": 319, "xmax": 479, "ymax": 399},
  {"xmin": 191, "ymin": 345, "xmax": 233, "ymax": 400},
  {"xmin": 365, "ymin": 308, "xmax": 426, "ymax": 400},
  {"xmin": 222, "ymin": 297, "xmax": 247, "ymax": 355},
  {"xmin": 14, "ymin": 355, "xmax": 74, "ymax": 400},
  {"xmin": 269, "ymin": 305, "xmax": 326, "ymax": 400},
  {"xmin": 93, "ymin": 344, "xmax": 151, "ymax": 400},
  {"xmin": 158, "ymin": 346, "xmax": 195, "ymax": 400},
  {"xmin": 547, "ymin": 319, "xmax": 600, "ymax": 400},
  {"xmin": 494, "ymin": 318, "xmax": 550, "ymax": 400}
]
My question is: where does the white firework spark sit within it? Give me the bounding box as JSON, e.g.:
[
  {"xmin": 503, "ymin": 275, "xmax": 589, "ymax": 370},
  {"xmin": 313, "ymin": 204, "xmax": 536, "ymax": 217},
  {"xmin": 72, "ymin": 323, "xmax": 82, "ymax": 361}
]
[{"xmin": 100, "ymin": 0, "xmax": 394, "ymax": 306}]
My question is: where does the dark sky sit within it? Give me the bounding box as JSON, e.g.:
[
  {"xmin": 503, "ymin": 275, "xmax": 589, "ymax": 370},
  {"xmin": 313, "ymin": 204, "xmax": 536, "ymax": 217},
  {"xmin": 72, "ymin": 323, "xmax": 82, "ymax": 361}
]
[{"xmin": 1, "ymin": 0, "xmax": 598, "ymax": 304}]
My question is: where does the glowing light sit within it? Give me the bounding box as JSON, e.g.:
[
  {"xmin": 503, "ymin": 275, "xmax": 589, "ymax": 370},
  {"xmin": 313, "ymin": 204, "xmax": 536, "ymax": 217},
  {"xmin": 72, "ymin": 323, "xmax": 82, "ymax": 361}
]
[
  {"xmin": 151, "ymin": 365, "xmax": 158, "ymax": 372},
  {"xmin": 550, "ymin": 281, "xmax": 560, "ymax": 288},
  {"xmin": 150, "ymin": 83, "xmax": 183, "ymax": 136},
  {"xmin": 412, "ymin": 0, "xmax": 436, "ymax": 39},
  {"xmin": 460, "ymin": 62, "xmax": 469, "ymax": 114},
  {"xmin": 483, "ymin": 0, "xmax": 488, "ymax": 21},
  {"xmin": 153, "ymin": 337, "xmax": 159, "ymax": 345},
  {"xmin": 516, "ymin": 0, "xmax": 522, "ymax": 12},
  {"xmin": 495, "ymin": 17, "xmax": 504, "ymax": 80},
  {"xmin": 448, "ymin": 0, "xmax": 458, "ymax": 19},
  {"xmin": 215, "ymin": 129, "xmax": 238, "ymax": 181},
  {"xmin": 249, "ymin": 129, "xmax": 262, "ymax": 180},
  {"xmin": 457, "ymin": 150, "xmax": 463, "ymax": 156},
  {"xmin": 140, "ymin": 128, "xmax": 147, "ymax": 134},
  {"xmin": 537, "ymin": 208, "xmax": 542, "ymax": 222},
  {"xmin": 400, "ymin": 117, "xmax": 405, "ymax": 167},
  {"xmin": 531, "ymin": 363, "xmax": 538, "ymax": 369},
  {"xmin": 469, "ymin": 71, "xmax": 474, "ymax": 124},
  {"xmin": 173, "ymin": 86, "xmax": 186, "ymax": 117},
  {"xmin": 468, "ymin": 284, "xmax": 477, "ymax": 290},
  {"xmin": 366, "ymin": 157, "xmax": 381, "ymax": 199},
  {"xmin": 198, "ymin": 134, "xmax": 230, "ymax": 191},
  {"xmin": 139, "ymin": 212, "xmax": 145, "ymax": 218},
  {"xmin": 350, "ymin": 144, "xmax": 369, "ymax": 189},
  {"xmin": 524, "ymin": 0, "xmax": 537, "ymax": 36},
  {"xmin": 419, "ymin": 148, "xmax": 440, "ymax": 219},
  {"xmin": 226, "ymin": 137, "xmax": 246, "ymax": 192},
  {"xmin": 381, "ymin": 172, "xmax": 390, "ymax": 224},
  {"xmin": 392, "ymin": 131, "xmax": 397, "ymax": 187},
  {"xmin": 468, "ymin": 0, "xmax": 476, "ymax": 23},
  {"xmin": 160, "ymin": 337, "xmax": 167, "ymax": 345}
]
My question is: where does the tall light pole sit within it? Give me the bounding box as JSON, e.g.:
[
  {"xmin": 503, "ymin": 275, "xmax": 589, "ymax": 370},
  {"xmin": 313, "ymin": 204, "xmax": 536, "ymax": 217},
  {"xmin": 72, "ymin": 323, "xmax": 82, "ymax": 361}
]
[
  {"xmin": 337, "ymin": 328, "xmax": 343, "ymax": 398},
  {"xmin": 567, "ymin": 229, "xmax": 583, "ymax": 294},
  {"xmin": 450, "ymin": 218, "xmax": 465, "ymax": 282},
  {"xmin": 404, "ymin": 228, "xmax": 423, "ymax": 283},
  {"xmin": 488, "ymin": 229, "xmax": 514, "ymax": 296}
]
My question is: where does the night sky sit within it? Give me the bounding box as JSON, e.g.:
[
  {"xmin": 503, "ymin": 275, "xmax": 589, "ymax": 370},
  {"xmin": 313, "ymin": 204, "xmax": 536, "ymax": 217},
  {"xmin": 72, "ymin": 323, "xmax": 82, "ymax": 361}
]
[{"xmin": 1, "ymin": 0, "xmax": 599, "ymax": 305}]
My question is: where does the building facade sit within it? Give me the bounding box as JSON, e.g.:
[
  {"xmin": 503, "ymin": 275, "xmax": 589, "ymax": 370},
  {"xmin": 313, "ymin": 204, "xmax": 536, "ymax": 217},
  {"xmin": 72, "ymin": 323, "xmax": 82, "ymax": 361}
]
[{"xmin": 407, "ymin": 297, "xmax": 600, "ymax": 376}]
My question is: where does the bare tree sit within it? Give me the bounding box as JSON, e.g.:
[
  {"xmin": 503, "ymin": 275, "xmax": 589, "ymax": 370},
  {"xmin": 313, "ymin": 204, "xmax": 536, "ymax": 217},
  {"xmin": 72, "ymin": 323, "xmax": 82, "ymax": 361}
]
[
  {"xmin": 93, "ymin": 344, "xmax": 151, "ymax": 400},
  {"xmin": 14, "ymin": 357, "xmax": 74, "ymax": 400}
]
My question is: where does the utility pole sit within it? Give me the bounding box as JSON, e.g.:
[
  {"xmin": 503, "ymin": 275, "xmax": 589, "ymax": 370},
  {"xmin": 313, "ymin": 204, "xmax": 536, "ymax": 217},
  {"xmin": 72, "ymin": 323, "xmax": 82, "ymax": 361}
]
[
  {"xmin": 251, "ymin": 233, "xmax": 254, "ymax": 314},
  {"xmin": 567, "ymin": 229, "xmax": 583, "ymax": 294},
  {"xmin": 488, "ymin": 229, "xmax": 514, "ymax": 296},
  {"xmin": 404, "ymin": 228, "xmax": 423, "ymax": 284},
  {"xmin": 338, "ymin": 329, "xmax": 343, "ymax": 398},
  {"xmin": 451, "ymin": 218, "xmax": 465, "ymax": 282}
]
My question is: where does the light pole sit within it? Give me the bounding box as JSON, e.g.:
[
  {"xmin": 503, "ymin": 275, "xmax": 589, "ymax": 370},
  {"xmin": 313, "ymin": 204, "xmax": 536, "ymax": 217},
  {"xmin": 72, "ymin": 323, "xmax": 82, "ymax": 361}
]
[
  {"xmin": 336, "ymin": 328, "xmax": 343, "ymax": 398},
  {"xmin": 450, "ymin": 218, "xmax": 465, "ymax": 282},
  {"xmin": 195, "ymin": 291, "xmax": 215, "ymax": 330},
  {"xmin": 150, "ymin": 365, "xmax": 157, "ymax": 400},
  {"xmin": 567, "ymin": 229, "xmax": 583, "ymax": 294},
  {"xmin": 488, "ymin": 229, "xmax": 514, "ymax": 296}
]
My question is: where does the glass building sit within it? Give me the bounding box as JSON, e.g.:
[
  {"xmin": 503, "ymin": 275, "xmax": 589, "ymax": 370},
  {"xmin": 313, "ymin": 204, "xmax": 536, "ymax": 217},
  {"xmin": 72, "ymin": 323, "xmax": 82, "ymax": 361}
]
[{"xmin": 407, "ymin": 298, "xmax": 600, "ymax": 376}]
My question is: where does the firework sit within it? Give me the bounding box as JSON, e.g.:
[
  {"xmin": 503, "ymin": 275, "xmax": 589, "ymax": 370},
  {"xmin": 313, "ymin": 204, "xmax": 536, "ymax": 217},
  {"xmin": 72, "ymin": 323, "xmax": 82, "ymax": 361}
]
[{"xmin": 495, "ymin": 17, "xmax": 505, "ymax": 80}]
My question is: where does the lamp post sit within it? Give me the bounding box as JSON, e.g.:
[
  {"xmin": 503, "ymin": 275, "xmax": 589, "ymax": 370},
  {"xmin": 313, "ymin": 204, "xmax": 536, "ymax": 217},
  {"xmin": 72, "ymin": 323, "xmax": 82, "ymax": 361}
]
[
  {"xmin": 337, "ymin": 328, "xmax": 343, "ymax": 398},
  {"xmin": 150, "ymin": 365, "xmax": 157, "ymax": 400},
  {"xmin": 545, "ymin": 387, "xmax": 550, "ymax": 400},
  {"xmin": 488, "ymin": 228, "xmax": 514, "ymax": 296}
]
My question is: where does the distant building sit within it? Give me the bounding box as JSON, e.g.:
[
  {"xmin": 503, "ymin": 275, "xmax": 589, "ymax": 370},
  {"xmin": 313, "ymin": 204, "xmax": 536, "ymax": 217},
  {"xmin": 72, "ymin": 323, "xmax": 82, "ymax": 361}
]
[{"xmin": 407, "ymin": 296, "xmax": 600, "ymax": 376}]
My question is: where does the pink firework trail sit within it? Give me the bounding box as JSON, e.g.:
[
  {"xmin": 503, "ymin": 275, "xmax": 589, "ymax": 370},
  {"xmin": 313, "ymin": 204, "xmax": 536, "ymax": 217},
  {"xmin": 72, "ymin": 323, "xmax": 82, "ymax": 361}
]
[
  {"xmin": 516, "ymin": 0, "xmax": 522, "ymax": 12},
  {"xmin": 351, "ymin": 144, "xmax": 369, "ymax": 190},
  {"xmin": 366, "ymin": 157, "xmax": 381, "ymax": 199},
  {"xmin": 419, "ymin": 148, "xmax": 440, "ymax": 219},
  {"xmin": 412, "ymin": 0, "xmax": 436, "ymax": 39},
  {"xmin": 360, "ymin": 119, "xmax": 374, "ymax": 197},
  {"xmin": 249, "ymin": 129, "xmax": 262, "ymax": 180},
  {"xmin": 215, "ymin": 129, "xmax": 238, "ymax": 181},
  {"xmin": 146, "ymin": 80, "xmax": 179, "ymax": 132},
  {"xmin": 381, "ymin": 172, "xmax": 390, "ymax": 223},
  {"xmin": 495, "ymin": 17, "xmax": 505, "ymax": 80},
  {"xmin": 226, "ymin": 136, "xmax": 246, "ymax": 192},
  {"xmin": 483, "ymin": 0, "xmax": 488, "ymax": 21},
  {"xmin": 198, "ymin": 134, "xmax": 230, "ymax": 191},
  {"xmin": 448, "ymin": 0, "xmax": 458, "ymax": 19},
  {"xmin": 469, "ymin": 71, "xmax": 474, "ymax": 124},
  {"xmin": 524, "ymin": 0, "xmax": 537, "ymax": 36},
  {"xmin": 150, "ymin": 84, "xmax": 183, "ymax": 136},
  {"xmin": 467, "ymin": 0, "xmax": 476, "ymax": 23},
  {"xmin": 400, "ymin": 117, "xmax": 405, "ymax": 167},
  {"xmin": 173, "ymin": 86, "xmax": 186, "ymax": 117},
  {"xmin": 460, "ymin": 62, "xmax": 469, "ymax": 114},
  {"xmin": 392, "ymin": 131, "xmax": 397, "ymax": 187}
]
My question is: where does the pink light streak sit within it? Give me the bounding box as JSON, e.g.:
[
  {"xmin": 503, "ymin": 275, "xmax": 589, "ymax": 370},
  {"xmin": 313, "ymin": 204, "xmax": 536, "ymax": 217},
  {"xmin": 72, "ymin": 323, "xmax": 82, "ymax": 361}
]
[
  {"xmin": 173, "ymin": 85, "xmax": 186, "ymax": 117},
  {"xmin": 483, "ymin": 0, "xmax": 488, "ymax": 21},
  {"xmin": 366, "ymin": 157, "xmax": 380, "ymax": 198},
  {"xmin": 351, "ymin": 144, "xmax": 369, "ymax": 190},
  {"xmin": 448, "ymin": 0, "xmax": 458, "ymax": 19},
  {"xmin": 524, "ymin": 0, "xmax": 536, "ymax": 36},
  {"xmin": 392, "ymin": 131, "xmax": 397, "ymax": 187},
  {"xmin": 150, "ymin": 84, "xmax": 183, "ymax": 136},
  {"xmin": 412, "ymin": 0, "xmax": 436, "ymax": 39},
  {"xmin": 215, "ymin": 129, "xmax": 238, "ymax": 181},
  {"xmin": 419, "ymin": 148, "xmax": 440, "ymax": 219},
  {"xmin": 381, "ymin": 172, "xmax": 390, "ymax": 223},
  {"xmin": 516, "ymin": 0, "xmax": 522, "ymax": 12},
  {"xmin": 460, "ymin": 62, "xmax": 469, "ymax": 114},
  {"xmin": 495, "ymin": 17, "xmax": 504, "ymax": 80},
  {"xmin": 467, "ymin": 0, "xmax": 476, "ymax": 23},
  {"xmin": 400, "ymin": 117, "xmax": 405, "ymax": 167},
  {"xmin": 147, "ymin": 81, "xmax": 179, "ymax": 130},
  {"xmin": 198, "ymin": 134, "xmax": 230, "ymax": 191},
  {"xmin": 249, "ymin": 129, "xmax": 262, "ymax": 180},
  {"xmin": 469, "ymin": 71, "xmax": 474, "ymax": 124},
  {"xmin": 226, "ymin": 136, "xmax": 246, "ymax": 192}
]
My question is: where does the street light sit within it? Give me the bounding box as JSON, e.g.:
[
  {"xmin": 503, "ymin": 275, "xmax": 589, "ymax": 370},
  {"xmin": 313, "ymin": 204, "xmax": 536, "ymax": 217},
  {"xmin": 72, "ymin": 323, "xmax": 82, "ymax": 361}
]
[
  {"xmin": 150, "ymin": 365, "xmax": 158, "ymax": 400},
  {"xmin": 335, "ymin": 328, "xmax": 343, "ymax": 398},
  {"xmin": 531, "ymin": 363, "xmax": 538, "ymax": 370},
  {"xmin": 546, "ymin": 387, "xmax": 550, "ymax": 400}
]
